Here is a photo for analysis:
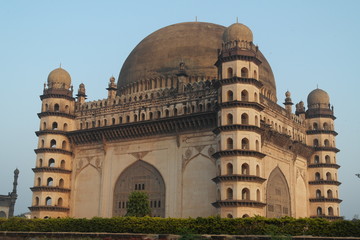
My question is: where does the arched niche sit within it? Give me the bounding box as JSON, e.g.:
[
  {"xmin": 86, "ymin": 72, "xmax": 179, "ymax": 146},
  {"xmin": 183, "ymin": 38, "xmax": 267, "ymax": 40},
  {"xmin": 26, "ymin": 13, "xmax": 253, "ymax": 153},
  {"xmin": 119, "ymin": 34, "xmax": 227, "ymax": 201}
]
[
  {"xmin": 266, "ymin": 167, "xmax": 291, "ymax": 218},
  {"xmin": 113, "ymin": 160, "xmax": 165, "ymax": 217}
]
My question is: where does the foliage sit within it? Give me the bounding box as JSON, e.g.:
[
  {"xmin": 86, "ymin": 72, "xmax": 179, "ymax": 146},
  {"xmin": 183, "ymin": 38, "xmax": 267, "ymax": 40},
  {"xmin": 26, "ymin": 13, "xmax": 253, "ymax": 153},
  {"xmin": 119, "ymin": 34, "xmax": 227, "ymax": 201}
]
[
  {"xmin": 0, "ymin": 216, "xmax": 360, "ymax": 237},
  {"xmin": 125, "ymin": 191, "xmax": 151, "ymax": 217}
]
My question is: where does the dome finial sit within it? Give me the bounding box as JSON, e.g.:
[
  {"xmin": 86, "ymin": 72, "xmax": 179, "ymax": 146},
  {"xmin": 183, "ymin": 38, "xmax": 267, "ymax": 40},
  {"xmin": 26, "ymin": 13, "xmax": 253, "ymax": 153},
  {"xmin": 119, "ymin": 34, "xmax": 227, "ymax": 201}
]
[
  {"xmin": 236, "ymin": 17, "xmax": 238, "ymax": 23},
  {"xmin": 59, "ymin": 62, "xmax": 62, "ymax": 69}
]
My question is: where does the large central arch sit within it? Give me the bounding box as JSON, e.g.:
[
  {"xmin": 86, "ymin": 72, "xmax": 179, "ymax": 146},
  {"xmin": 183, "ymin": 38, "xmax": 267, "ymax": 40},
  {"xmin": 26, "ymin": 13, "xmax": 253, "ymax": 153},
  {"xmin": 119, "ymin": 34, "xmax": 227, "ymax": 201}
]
[
  {"xmin": 113, "ymin": 160, "xmax": 165, "ymax": 217},
  {"xmin": 266, "ymin": 167, "xmax": 291, "ymax": 218}
]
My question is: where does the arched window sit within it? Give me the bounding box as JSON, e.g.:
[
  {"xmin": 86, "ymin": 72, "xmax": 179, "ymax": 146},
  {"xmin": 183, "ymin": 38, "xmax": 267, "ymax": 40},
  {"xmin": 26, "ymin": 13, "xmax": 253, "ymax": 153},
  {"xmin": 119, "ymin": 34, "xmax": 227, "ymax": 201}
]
[
  {"xmin": 315, "ymin": 172, "xmax": 321, "ymax": 180},
  {"xmin": 43, "ymin": 122, "xmax": 47, "ymax": 130},
  {"xmin": 226, "ymin": 137, "xmax": 234, "ymax": 150},
  {"xmin": 199, "ymin": 104, "xmax": 203, "ymax": 112},
  {"xmin": 227, "ymin": 113, "xmax": 233, "ymax": 125},
  {"xmin": 50, "ymin": 139, "xmax": 56, "ymax": 148},
  {"xmin": 227, "ymin": 214, "xmax": 233, "ymax": 218},
  {"xmin": 256, "ymin": 165, "xmax": 260, "ymax": 176},
  {"xmin": 241, "ymin": 67, "xmax": 248, "ymax": 78},
  {"xmin": 328, "ymin": 207, "xmax": 334, "ymax": 216},
  {"xmin": 183, "ymin": 106, "xmax": 187, "ymax": 115},
  {"xmin": 324, "ymin": 139, "xmax": 330, "ymax": 147},
  {"xmin": 327, "ymin": 189, "xmax": 333, "ymax": 198},
  {"xmin": 227, "ymin": 188, "xmax": 233, "ymax": 200},
  {"xmin": 157, "ymin": 111, "xmax": 161, "ymax": 119},
  {"xmin": 45, "ymin": 197, "xmax": 52, "ymax": 206},
  {"xmin": 149, "ymin": 112, "xmax": 153, "ymax": 120},
  {"xmin": 35, "ymin": 197, "xmax": 39, "ymax": 206},
  {"xmin": 255, "ymin": 115, "xmax": 259, "ymax": 126},
  {"xmin": 256, "ymin": 189, "xmax": 261, "ymax": 201},
  {"xmin": 227, "ymin": 163, "xmax": 233, "ymax": 175},
  {"xmin": 104, "ymin": 119, "xmax": 107, "ymax": 126},
  {"xmin": 255, "ymin": 140, "xmax": 259, "ymax": 151},
  {"xmin": 241, "ymin": 163, "xmax": 249, "ymax": 175},
  {"xmin": 59, "ymin": 179, "xmax": 64, "ymax": 188},
  {"xmin": 253, "ymin": 70, "xmax": 257, "ymax": 79},
  {"xmin": 314, "ymin": 155, "xmax": 320, "ymax": 164},
  {"xmin": 38, "ymin": 158, "xmax": 43, "ymax": 167},
  {"xmin": 119, "ymin": 117, "xmax": 123, "ymax": 124},
  {"xmin": 227, "ymin": 67, "xmax": 233, "ymax": 78},
  {"xmin": 241, "ymin": 90, "xmax": 249, "ymax": 101},
  {"xmin": 62, "ymin": 141, "xmax": 67, "ymax": 149},
  {"xmin": 313, "ymin": 139, "xmax": 319, "ymax": 147},
  {"xmin": 316, "ymin": 189, "xmax": 322, "ymax": 198},
  {"xmin": 141, "ymin": 113, "xmax": 146, "ymax": 121},
  {"xmin": 241, "ymin": 113, "xmax": 249, "ymax": 125},
  {"xmin": 242, "ymin": 188, "xmax": 250, "ymax": 200},
  {"xmin": 52, "ymin": 122, "xmax": 58, "ymax": 130},
  {"xmin": 134, "ymin": 115, "xmax": 138, "ymax": 122},
  {"xmin": 126, "ymin": 116, "xmax": 130, "ymax": 123},
  {"xmin": 54, "ymin": 104, "xmax": 60, "ymax": 112},
  {"xmin": 47, "ymin": 177, "xmax": 53, "ymax": 187},
  {"xmin": 326, "ymin": 172, "xmax": 332, "ymax": 180},
  {"xmin": 313, "ymin": 122, "xmax": 318, "ymax": 130},
  {"xmin": 41, "ymin": 139, "xmax": 45, "ymax": 148},
  {"xmin": 242, "ymin": 214, "xmax": 249, "ymax": 218},
  {"xmin": 60, "ymin": 160, "xmax": 66, "ymax": 169},
  {"xmin": 165, "ymin": 109, "xmax": 170, "ymax": 117},
  {"xmin": 323, "ymin": 122, "xmax": 329, "ymax": 130},
  {"xmin": 58, "ymin": 198, "xmax": 63, "ymax": 207},
  {"xmin": 325, "ymin": 155, "xmax": 331, "ymax": 163},
  {"xmin": 317, "ymin": 207, "xmax": 323, "ymax": 216},
  {"xmin": 112, "ymin": 118, "xmax": 116, "ymax": 125},
  {"xmin": 63, "ymin": 123, "xmax": 68, "ymax": 131},
  {"xmin": 37, "ymin": 177, "xmax": 41, "ymax": 186},
  {"xmin": 241, "ymin": 138, "xmax": 249, "ymax": 150},
  {"xmin": 85, "ymin": 122, "xmax": 89, "ymax": 129},
  {"xmin": 227, "ymin": 90, "xmax": 233, "ymax": 101},
  {"xmin": 45, "ymin": 104, "xmax": 49, "ymax": 112},
  {"xmin": 48, "ymin": 158, "xmax": 55, "ymax": 167},
  {"xmin": 174, "ymin": 108, "xmax": 178, "ymax": 116}
]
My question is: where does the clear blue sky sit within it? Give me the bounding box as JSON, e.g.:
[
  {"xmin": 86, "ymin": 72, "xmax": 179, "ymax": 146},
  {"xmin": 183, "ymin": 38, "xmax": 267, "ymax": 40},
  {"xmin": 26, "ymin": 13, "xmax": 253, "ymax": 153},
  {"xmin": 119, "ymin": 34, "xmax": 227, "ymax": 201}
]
[{"xmin": 0, "ymin": 0, "xmax": 359, "ymax": 219}]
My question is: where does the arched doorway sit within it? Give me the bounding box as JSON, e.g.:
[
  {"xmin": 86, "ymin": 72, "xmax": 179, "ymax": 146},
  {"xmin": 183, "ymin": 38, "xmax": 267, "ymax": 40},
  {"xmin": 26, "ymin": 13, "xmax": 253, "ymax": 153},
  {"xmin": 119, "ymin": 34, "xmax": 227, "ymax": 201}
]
[
  {"xmin": 266, "ymin": 167, "xmax": 291, "ymax": 218},
  {"xmin": 0, "ymin": 211, "xmax": 6, "ymax": 218},
  {"xmin": 113, "ymin": 160, "xmax": 165, "ymax": 217}
]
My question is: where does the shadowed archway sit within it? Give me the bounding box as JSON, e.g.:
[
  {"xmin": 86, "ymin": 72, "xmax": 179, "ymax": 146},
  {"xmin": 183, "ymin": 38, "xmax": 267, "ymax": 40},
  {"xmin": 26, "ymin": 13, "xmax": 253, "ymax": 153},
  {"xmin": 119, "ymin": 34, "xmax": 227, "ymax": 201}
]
[
  {"xmin": 113, "ymin": 160, "xmax": 165, "ymax": 217},
  {"xmin": 266, "ymin": 167, "xmax": 291, "ymax": 218}
]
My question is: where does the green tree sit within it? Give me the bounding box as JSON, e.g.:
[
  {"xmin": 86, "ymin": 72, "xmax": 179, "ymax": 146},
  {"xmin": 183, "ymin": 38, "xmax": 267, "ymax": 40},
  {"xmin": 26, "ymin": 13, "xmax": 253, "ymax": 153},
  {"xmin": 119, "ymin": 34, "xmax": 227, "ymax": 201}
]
[{"xmin": 126, "ymin": 191, "xmax": 151, "ymax": 217}]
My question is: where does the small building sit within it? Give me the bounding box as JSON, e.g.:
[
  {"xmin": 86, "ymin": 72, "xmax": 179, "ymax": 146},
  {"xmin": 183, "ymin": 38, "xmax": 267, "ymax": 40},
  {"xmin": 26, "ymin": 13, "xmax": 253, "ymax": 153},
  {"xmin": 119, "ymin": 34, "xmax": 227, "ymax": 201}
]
[{"xmin": 0, "ymin": 169, "xmax": 19, "ymax": 218}]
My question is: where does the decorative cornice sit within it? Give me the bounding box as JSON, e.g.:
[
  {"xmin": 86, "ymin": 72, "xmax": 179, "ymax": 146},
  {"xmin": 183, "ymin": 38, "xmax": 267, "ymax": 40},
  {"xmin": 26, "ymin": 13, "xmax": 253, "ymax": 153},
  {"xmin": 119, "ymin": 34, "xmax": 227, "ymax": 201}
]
[
  {"xmin": 218, "ymin": 77, "xmax": 263, "ymax": 88},
  {"xmin": 212, "ymin": 175, "xmax": 266, "ymax": 184},
  {"xmin": 308, "ymin": 163, "xmax": 340, "ymax": 169},
  {"xmin": 306, "ymin": 129, "xmax": 338, "ymax": 136},
  {"xmin": 28, "ymin": 206, "xmax": 69, "ymax": 212},
  {"xmin": 309, "ymin": 180, "xmax": 341, "ymax": 186},
  {"xmin": 212, "ymin": 200, "xmax": 266, "ymax": 208},
  {"xmin": 32, "ymin": 167, "xmax": 71, "ymax": 174},
  {"xmin": 212, "ymin": 150, "xmax": 266, "ymax": 159},
  {"xmin": 309, "ymin": 198, "xmax": 342, "ymax": 203},
  {"xmin": 314, "ymin": 147, "xmax": 340, "ymax": 153},
  {"xmin": 34, "ymin": 148, "xmax": 72, "ymax": 156},
  {"xmin": 30, "ymin": 186, "xmax": 71, "ymax": 193},
  {"xmin": 219, "ymin": 101, "xmax": 265, "ymax": 111},
  {"xmin": 38, "ymin": 112, "xmax": 76, "ymax": 119},
  {"xmin": 35, "ymin": 130, "xmax": 67, "ymax": 137},
  {"xmin": 213, "ymin": 125, "xmax": 263, "ymax": 135},
  {"xmin": 68, "ymin": 112, "xmax": 217, "ymax": 145}
]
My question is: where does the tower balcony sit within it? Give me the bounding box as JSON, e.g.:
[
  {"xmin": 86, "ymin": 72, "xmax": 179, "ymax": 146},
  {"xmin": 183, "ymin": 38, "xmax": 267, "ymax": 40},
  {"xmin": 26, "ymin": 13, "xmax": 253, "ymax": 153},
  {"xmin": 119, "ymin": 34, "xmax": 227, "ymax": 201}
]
[
  {"xmin": 29, "ymin": 206, "xmax": 69, "ymax": 212},
  {"xmin": 310, "ymin": 215, "xmax": 343, "ymax": 220},
  {"xmin": 34, "ymin": 148, "xmax": 72, "ymax": 156},
  {"xmin": 35, "ymin": 130, "xmax": 67, "ymax": 137},
  {"xmin": 30, "ymin": 186, "xmax": 71, "ymax": 193},
  {"xmin": 309, "ymin": 180, "xmax": 341, "ymax": 186},
  {"xmin": 212, "ymin": 175, "xmax": 266, "ymax": 184},
  {"xmin": 306, "ymin": 129, "xmax": 338, "ymax": 136},
  {"xmin": 212, "ymin": 200, "xmax": 266, "ymax": 208},
  {"xmin": 212, "ymin": 150, "xmax": 266, "ymax": 159},
  {"xmin": 309, "ymin": 197, "xmax": 342, "ymax": 203},
  {"xmin": 313, "ymin": 146, "xmax": 340, "ymax": 153},
  {"xmin": 219, "ymin": 101, "xmax": 264, "ymax": 111},
  {"xmin": 38, "ymin": 111, "xmax": 75, "ymax": 119},
  {"xmin": 32, "ymin": 167, "xmax": 71, "ymax": 174},
  {"xmin": 308, "ymin": 163, "xmax": 340, "ymax": 169},
  {"xmin": 213, "ymin": 125, "xmax": 263, "ymax": 135}
]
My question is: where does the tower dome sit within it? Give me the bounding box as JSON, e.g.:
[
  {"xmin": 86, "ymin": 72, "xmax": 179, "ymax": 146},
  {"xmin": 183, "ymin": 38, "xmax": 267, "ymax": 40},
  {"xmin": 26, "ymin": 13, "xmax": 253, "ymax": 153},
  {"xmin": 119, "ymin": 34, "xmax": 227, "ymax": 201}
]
[
  {"xmin": 307, "ymin": 88, "xmax": 330, "ymax": 109},
  {"xmin": 223, "ymin": 23, "xmax": 253, "ymax": 43},
  {"xmin": 47, "ymin": 67, "xmax": 71, "ymax": 89}
]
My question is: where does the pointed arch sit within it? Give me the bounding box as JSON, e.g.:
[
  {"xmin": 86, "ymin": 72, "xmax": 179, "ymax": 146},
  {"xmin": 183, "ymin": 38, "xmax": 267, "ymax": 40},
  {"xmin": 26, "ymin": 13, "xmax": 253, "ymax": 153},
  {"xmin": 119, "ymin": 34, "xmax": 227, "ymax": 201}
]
[
  {"xmin": 113, "ymin": 160, "xmax": 165, "ymax": 217},
  {"xmin": 266, "ymin": 167, "xmax": 291, "ymax": 217}
]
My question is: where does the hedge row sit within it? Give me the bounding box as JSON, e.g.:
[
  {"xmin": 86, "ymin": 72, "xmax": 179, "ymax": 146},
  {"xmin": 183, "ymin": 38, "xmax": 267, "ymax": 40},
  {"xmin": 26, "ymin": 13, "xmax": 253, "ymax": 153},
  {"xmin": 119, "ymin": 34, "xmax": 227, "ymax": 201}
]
[{"xmin": 0, "ymin": 216, "xmax": 360, "ymax": 237}]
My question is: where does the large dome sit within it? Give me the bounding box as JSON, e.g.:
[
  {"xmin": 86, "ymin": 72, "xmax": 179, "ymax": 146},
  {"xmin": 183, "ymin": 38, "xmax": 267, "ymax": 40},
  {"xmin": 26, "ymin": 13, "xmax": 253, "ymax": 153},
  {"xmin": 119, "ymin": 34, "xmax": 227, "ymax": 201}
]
[
  {"xmin": 307, "ymin": 88, "xmax": 330, "ymax": 109},
  {"xmin": 117, "ymin": 22, "xmax": 276, "ymax": 98}
]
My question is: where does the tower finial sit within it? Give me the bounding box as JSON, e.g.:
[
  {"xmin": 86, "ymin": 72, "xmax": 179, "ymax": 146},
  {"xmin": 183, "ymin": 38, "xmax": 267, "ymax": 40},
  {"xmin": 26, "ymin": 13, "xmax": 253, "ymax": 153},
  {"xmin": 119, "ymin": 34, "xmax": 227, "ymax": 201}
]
[
  {"xmin": 60, "ymin": 62, "xmax": 62, "ymax": 68},
  {"xmin": 195, "ymin": 16, "xmax": 197, "ymax": 22},
  {"xmin": 236, "ymin": 17, "xmax": 238, "ymax": 23}
]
